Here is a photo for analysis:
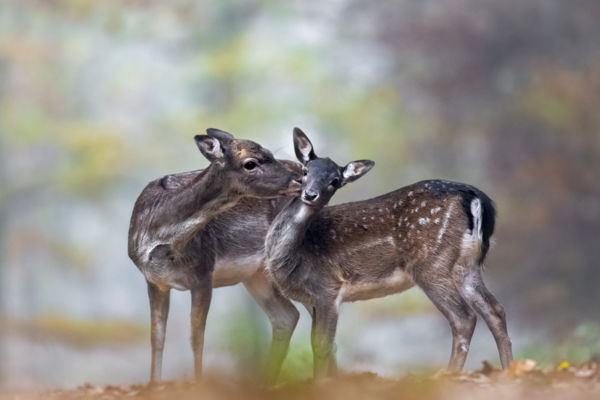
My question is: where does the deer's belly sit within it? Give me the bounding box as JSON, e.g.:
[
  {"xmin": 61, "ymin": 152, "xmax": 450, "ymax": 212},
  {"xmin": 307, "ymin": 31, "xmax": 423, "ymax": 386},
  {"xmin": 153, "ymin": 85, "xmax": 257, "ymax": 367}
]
[
  {"xmin": 213, "ymin": 254, "xmax": 264, "ymax": 287},
  {"xmin": 341, "ymin": 269, "xmax": 415, "ymax": 302}
]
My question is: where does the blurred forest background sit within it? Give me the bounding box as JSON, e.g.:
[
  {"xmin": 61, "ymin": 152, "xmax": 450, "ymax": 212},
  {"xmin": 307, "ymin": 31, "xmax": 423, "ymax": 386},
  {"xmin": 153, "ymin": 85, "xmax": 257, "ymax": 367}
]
[{"xmin": 1, "ymin": 0, "xmax": 599, "ymax": 390}]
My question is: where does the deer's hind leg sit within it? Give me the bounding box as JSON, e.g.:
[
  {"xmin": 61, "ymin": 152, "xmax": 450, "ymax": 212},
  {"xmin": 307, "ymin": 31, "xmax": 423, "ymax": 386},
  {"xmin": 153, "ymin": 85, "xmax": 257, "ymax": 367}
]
[
  {"xmin": 413, "ymin": 265, "xmax": 477, "ymax": 371},
  {"xmin": 453, "ymin": 264, "xmax": 513, "ymax": 369}
]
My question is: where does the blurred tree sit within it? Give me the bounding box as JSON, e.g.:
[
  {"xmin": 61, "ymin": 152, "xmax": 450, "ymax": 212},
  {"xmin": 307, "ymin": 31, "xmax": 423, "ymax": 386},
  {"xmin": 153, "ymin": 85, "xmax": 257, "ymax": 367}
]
[{"xmin": 343, "ymin": 0, "xmax": 600, "ymax": 327}]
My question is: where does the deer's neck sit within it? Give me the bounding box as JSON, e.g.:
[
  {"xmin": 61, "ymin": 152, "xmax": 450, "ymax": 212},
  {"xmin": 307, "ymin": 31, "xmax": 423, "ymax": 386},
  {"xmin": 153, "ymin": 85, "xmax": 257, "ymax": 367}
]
[
  {"xmin": 152, "ymin": 164, "xmax": 240, "ymax": 253},
  {"xmin": 265, "ymin": 197, "xmax": 318, "ymax": 282}
]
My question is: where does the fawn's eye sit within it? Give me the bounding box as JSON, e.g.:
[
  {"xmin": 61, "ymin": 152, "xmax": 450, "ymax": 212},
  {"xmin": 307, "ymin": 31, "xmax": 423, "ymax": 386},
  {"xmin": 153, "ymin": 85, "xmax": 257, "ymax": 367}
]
[
  {"xmin": 331, "ymin": 178, "xmax": 340, "ymax": 187},
  {"xmin": 303, "ymin": 169, "xmax": 308, "ymax": 176},
  {"xmin": 243, "ymin": 160, "xmax": 258, "ymax": 171}
]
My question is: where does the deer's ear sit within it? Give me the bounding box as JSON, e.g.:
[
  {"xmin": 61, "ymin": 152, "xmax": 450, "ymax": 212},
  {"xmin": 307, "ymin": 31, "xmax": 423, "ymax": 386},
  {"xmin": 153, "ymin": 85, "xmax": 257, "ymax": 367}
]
[
  {"xmin": 195, "ymin": 134, "xmax": 224, "ymax": 162},
  {"xmin": 341, "ymin": 160, "xmax": 375, "ymax": 186},
  {"xmin": 293, "ymin": 127, "xmax": 316, "ymax": 165},
  {"xmin": 206, "ymin": 128, "xmax": 234, "ymax": 143}
]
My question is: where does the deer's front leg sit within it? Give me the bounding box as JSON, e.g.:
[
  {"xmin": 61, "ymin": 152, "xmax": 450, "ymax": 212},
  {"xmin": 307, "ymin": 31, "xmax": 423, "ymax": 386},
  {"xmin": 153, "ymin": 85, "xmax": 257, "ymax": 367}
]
[
  {"xmin": 244, "ymin": 269, "xmax": 300, "ymax": 385},
  {"xmin": 311, "ymin": 301, "xmax": 339, "ymax": 379},
  {"xmin": 190, "ymin": 275, "xmax": 213, "ymax": 381},
  {"xmin": 147, "ymin": 281, "xmax": 170, "ymax": 383}
]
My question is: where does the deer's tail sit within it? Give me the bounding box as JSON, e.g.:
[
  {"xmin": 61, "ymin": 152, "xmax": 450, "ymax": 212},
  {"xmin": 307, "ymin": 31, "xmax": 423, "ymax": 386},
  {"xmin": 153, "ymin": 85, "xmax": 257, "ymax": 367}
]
[{"xmin": 460, "ymin": 187, "xmax": 496, "ymax": 265}]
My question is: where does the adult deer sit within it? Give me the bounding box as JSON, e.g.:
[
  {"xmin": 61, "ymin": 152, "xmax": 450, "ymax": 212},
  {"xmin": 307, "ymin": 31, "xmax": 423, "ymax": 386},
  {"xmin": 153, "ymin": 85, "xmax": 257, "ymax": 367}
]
[
  {"xmin": 265, "ymin": 128, "xmax": 512, "ymax": 378},
  {"xmin": 128, "ymin": 129, "xmax": 301, "ymax": 382}
]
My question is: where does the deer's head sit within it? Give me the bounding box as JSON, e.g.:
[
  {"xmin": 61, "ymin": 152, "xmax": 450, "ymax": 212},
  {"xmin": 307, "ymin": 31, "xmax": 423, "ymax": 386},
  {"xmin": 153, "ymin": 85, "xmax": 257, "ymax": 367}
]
[
  {"xmin": 293, "ymin": 127, "xmax": 374, "ymax": 208},
  {"xmin": 195, "ymin": 128, "xmax": 301, "ymax": 198}
]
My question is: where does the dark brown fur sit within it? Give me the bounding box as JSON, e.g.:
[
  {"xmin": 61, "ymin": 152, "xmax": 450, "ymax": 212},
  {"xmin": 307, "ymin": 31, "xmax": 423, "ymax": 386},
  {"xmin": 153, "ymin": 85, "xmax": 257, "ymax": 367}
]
[
  {"xmin": 127, "ymin": 130, "xmax": 301, "ymax": 383},
  {"xmin": 265, "ymin": 128, "xmax": 512, "ymax": 378}
]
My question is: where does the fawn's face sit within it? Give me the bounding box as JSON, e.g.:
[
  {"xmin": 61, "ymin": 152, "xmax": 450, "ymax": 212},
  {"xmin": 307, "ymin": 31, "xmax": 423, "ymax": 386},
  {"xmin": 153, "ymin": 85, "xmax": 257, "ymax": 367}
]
[
  {"xmin": 292, "ymin": 127, "xmax": 374, "ymax": 208},
  {"xmin": 195, "ymin": 129, "xmax": 301, "ymax": 198}
]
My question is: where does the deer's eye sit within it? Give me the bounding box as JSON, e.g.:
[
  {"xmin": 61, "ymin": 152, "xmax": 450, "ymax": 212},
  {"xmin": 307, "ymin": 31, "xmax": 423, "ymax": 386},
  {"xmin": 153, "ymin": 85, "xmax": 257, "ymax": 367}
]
[
  {"xmin": 331, "ymin": 178, "xmax": 340, "ymax": 187},
  {"xmin": 303, "ymin": 169, "xmax": 308, "ymax": 176},
  {"xmin": 243, "ymin": 160, "xmax": 258, "ymax": 171}
]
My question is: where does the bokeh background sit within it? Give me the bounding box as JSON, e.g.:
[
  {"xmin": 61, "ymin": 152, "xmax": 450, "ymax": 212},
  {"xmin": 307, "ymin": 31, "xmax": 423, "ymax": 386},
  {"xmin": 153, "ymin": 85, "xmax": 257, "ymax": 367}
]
[{"xmin": 1, "ymin": 0, "xmax": 599, "ymax": 390}]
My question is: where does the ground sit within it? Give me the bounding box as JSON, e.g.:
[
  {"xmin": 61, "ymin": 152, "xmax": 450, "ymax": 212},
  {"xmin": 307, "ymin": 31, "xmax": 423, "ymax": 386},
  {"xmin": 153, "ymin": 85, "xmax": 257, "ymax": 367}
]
[{"xmin": 3, "ymin": 360, "xmax": 600, "ymax": 400}]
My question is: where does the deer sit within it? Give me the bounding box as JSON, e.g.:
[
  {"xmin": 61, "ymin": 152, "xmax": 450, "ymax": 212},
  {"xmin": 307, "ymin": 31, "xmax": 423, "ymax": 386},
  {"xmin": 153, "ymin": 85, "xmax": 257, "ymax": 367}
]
[
  {"xmin": 265, "ymin": 128, "xmax": 513, "ymax": 379},
  {"xmin": 128, "ymin": 128, "xmax": 303, "ymax": 383}
]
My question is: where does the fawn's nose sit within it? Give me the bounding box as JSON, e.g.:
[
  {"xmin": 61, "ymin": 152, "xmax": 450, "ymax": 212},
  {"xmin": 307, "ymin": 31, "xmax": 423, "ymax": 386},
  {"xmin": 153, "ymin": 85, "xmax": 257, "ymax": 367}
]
[{"xmin": 303, "ymin": 190, "xmax": 319, "ymax": 203}]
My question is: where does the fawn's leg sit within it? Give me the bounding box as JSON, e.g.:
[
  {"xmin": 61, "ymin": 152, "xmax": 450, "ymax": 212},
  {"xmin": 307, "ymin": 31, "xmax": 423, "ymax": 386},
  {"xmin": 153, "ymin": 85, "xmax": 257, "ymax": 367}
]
[
  {"xmin": 311, "ymin": 301, "xmax": 339, "ymax": 379},
  {"xmin": 415, "ymin": 271, "xmax": 477, "ymax": 371},
  {"xmin": 455, "ymin": 265, "xmax": 513, "ymax": 369}
]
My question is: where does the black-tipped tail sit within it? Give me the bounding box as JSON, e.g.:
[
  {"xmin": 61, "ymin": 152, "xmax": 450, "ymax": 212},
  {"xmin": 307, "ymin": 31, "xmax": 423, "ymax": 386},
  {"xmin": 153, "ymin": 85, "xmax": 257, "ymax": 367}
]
[{"xmin": 459, "ymin": 187, "xmax": 496, "ymax": 265}]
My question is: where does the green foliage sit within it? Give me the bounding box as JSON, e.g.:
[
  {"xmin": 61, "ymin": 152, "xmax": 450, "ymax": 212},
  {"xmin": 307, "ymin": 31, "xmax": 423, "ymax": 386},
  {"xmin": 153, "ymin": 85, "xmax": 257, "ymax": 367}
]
[
  {"xmin": 218, "ymin": 306, "xmax": 269, "ymax": 379},
  {"xmin": 56, "ymin": 124, "xmax": 129, "ymax": 197},
  {"xmin": 517, "ymin": 321, "xmax": 600, "ymax": 367},
  {"xmin": 2, "ymin": 314, "xmax": 147, "ymax": 348},
  {"xmin": 353, "ymin": 288, "xmax": 436, "ymax": 319},
  {"xmin": 278, "ymin": 344, "xmax": 314, "ymax": 383}
]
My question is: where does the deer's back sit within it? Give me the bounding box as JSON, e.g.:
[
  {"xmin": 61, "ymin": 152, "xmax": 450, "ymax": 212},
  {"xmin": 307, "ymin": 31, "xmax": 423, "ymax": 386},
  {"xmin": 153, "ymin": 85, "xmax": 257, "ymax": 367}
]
[
  {"xmin": 128, "ymin": 170, "xmax": 291, "ymax": 289},
  {"xmin": 128, "ymin": 170, "xmax": 205, "ymax": 264},
  {"xmin": 288, "ymin": 180, "xmax": 494, "ymax": 303}
]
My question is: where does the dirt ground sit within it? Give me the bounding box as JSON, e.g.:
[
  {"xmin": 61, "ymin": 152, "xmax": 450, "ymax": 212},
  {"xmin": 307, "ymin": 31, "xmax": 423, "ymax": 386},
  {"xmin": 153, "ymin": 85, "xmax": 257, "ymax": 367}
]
[{"xmin": 4, "ymin": 360, "xmax": 600, "ymax": 400}]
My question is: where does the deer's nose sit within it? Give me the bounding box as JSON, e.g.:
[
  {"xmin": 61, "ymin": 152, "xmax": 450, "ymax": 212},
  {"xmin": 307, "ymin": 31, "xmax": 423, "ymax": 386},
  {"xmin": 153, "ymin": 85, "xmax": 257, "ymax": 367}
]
[{"xmin": 303, "ymin": 190, "xmax": 319, "ymax": 202}]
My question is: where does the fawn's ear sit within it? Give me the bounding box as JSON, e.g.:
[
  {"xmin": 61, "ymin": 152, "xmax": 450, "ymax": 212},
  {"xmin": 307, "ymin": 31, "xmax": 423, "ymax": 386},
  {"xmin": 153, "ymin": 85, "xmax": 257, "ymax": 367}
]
[
  {"xmin": 341, "ymin": 160, "xmax": 375, "ymax": 186},
  {"xmin": 195, "ymin": 134, "xmax": 224, "ymax": 162},
  {"xmin": 206, "ymin": 128, "xmax": 234, "ymax": 143},
  {"xmin": 293, "ymin": 127, "xmax": 317, "ymax": 165}
]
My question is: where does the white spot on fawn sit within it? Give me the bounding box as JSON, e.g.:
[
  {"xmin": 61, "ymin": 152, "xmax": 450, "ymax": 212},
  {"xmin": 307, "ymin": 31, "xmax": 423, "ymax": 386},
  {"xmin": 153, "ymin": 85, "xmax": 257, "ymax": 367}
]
[
  {"xmin": 437, "ymin": 203, "xmax": 454, "ymax": 244},
  {"xmin": 408, "ymin": 191, "xmax": 414, "ymax": 197},
  {"xmin": 431, "ymin": 207, "xmax": 442, "ymax": 215},
  {"xmin": 418, "ymin": 217, "xmax": 430, "ymax": 225},
  {"xmin": 421, "ymin": 201, "xmax": 427, "ymax": 207},
  {"xmin": 434, "ymin": 218, "xmax": 440, "ymax": 224}
]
